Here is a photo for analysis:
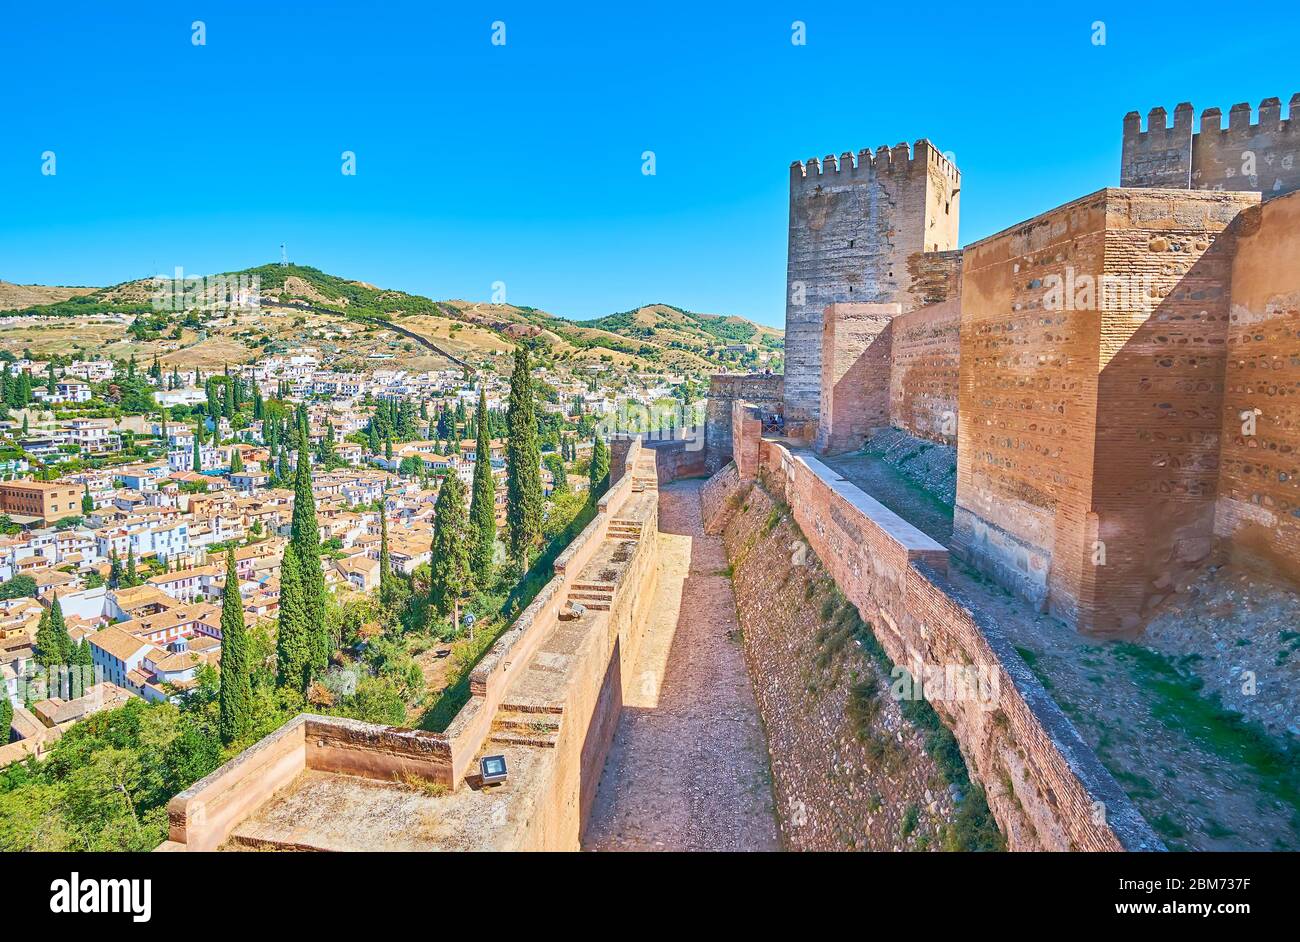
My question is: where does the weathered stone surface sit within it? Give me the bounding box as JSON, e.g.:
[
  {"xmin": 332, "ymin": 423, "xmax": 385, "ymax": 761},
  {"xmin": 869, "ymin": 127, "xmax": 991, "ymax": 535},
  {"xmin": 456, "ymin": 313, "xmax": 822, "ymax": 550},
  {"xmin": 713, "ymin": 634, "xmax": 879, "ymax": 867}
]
[
  {"xmin": 784, "ymin": 142, "xmax": 960, "ymax": 433},
  {"xmin": 1216, "ymin": 189, "xmax": 1300, "ymax": 581},
  {"xmin": 1122, "ymin": 96, "xmax": 1300, "ymax": 200},
  {"xmin": 954, "ymin": 186, "xmax": 1260, "ymax": 635}
]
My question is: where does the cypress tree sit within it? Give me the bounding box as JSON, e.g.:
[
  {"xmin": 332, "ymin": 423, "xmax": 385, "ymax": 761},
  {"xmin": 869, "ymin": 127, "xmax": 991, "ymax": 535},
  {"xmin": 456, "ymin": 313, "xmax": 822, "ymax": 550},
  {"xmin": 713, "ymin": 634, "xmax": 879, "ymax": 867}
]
[
  {"xmin": 589, "ymin": 433, "xmax": 610, "ymax": 503},
  {"xmin": 0, "ymin": 696, "xmax": 12, "ymax": 743},
  {"xmin": 429, "ymin": 471, "xmax": 469, "ymax": 619},
  {"xmin": 81, "ymin": 484, "xmax": 93, "ymax": 515},
  {"xmin": 378, "ymin": 512, "xmax": 395, "ymax": 601},
  {"xmin": 192, "ymin": 428, "xmax": 202, "ymax": 471},
  {"xmin": 276, "ymin": 542, "xmax": 311, "ymax": 691},
  {"xmin": 126, "ymin": 545, "xmax": 138, "ymax": 586},
  {"xmin": 218, "ymin": 548, "xmax": 252, "ymax": 745},
  {"xmin": 505, "ymin": 347, "xmax": 543, "ymax": 567},
  {"xmin": 109, "ymin": 548, "xmax": 122, "ymax": 589},
  {"xmin": 288, "ymin": 435, "xmax": 329, "ymax": 677},
  {"xmin": 468, "ymin": 388, "xmax": 496, "ymax": 585},
  {"xmin": 230, "ymin": 447, "xmax": 243, "ymax": 474},
  {"xmin": 35, "ymin": 594, "xmax": 71, "ymax": 667}
]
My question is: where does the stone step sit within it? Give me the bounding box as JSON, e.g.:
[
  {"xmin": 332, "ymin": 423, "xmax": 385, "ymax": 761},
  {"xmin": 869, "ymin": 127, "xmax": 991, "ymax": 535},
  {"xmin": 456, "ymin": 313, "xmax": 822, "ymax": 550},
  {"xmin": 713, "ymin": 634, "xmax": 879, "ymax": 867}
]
[
  {"xmin": 498, "ymin": 701, "xmax": 564, "ymax": 715},
  {"xmin": 572, "ymin": 600, "xmax": 610, "ymax": 611},
  {"xmin": 571, "ymin": 581, "xmax": 615, "ymax": 592},
  {"xmin": 569, "ymin": 590, "xmax": 613, "ymax": 601},
  {"xmin": 488, "ymin": 729, "xmax": 560, "ymax": 749},
  {"xmin": 492, "ymin": 711, "xmax": 562, "ymax": 733}
]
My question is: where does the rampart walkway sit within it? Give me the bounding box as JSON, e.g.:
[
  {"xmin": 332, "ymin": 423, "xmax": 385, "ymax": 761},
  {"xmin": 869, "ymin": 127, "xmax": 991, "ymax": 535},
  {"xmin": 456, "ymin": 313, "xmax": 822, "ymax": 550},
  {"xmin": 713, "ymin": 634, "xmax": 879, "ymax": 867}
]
[{"xmin": 583, "ymin": 479, "xmax": 779, "ymax": 851}]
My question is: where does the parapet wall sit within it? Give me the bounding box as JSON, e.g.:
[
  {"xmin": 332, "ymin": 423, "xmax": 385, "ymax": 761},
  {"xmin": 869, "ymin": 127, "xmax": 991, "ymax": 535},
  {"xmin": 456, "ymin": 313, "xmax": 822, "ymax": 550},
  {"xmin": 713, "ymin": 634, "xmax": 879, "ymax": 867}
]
[
  {"xmin": 1216, "ymin": 189, "xmax": 1300, "ymax": 581},
  {"xmin": 784, "ymin": 140, "xmax": 960, "ymax": 431},
  {"xmin": 1122, "ymin": 96, "xmax": 1300, "ymax": 199},
  {"xmin": 162, "ymin": 440, "xmax": 662, "ymax": 852},
  {"xmin": 712, "ymin": 424, "xmax": 1161, "ymax": 851}
]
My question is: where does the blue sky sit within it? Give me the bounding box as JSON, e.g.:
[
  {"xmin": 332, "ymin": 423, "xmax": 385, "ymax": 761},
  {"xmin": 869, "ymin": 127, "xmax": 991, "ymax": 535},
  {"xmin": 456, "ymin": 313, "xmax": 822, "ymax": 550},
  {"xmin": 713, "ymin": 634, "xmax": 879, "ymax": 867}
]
[{"xmin": 0, "ymin": 2, "xmax": 1295, "ymax": 327}]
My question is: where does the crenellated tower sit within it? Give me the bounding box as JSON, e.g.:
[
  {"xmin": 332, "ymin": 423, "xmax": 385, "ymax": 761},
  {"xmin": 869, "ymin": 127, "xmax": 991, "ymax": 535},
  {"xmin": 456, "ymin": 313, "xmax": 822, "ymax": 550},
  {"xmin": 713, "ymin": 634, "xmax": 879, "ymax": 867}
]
[
  {"xmin": 1121, "ymin": 94, "xmax": 1300, "ymax": 198},
  {"xmin": 783, "ymin": 140, "xmax": 960, "ymax": 436}
]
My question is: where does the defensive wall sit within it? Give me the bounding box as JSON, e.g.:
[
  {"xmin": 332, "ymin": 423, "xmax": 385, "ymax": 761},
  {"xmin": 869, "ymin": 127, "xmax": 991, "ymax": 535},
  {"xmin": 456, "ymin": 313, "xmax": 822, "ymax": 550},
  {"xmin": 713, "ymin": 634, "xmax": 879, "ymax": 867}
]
[
  {"xmin": 1215, "ymin": 189, "xmax": 1300, "ymax": 581},
  {"xmin": 161, "ymin": 440, "xmax": 663, "ymax": 851},
  {"xmin": 711, "ymin": 404, "xmax": 1162, "ymax": 850},
  {"xmin": 1122, "ymin": 96, "xmax": 1300, "ymax": 198}
]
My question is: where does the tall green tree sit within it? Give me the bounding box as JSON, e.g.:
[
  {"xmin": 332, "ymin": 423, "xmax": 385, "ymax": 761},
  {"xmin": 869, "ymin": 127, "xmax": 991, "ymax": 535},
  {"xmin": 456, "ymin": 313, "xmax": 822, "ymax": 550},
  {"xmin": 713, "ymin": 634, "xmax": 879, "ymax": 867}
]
[
  {"xmin": 589, "ymin": 432, "xmax": 610, "ymax": 503},
  {"xmin": 125, "ymin": 545, "xmax": 138, "ymax": 587},
  {"xmin": 81, "ymin": 484, "xmax": 93, "ymax": 515},
  {"xmin": 277, "ymin": 435, "xmax": 328, "ymax": 692},
  {"xmin": 505, "ymin": 347, "xmax": 543, "ymax": 566},
  {"xmin": 429, "ymin": 472, "xmax": 469, "ymax": 620},
  {"xmin": 468, "ymin": 387, "xmax": 496, "ymax": 584},
  {"xmin": 229, "ymin": 447, "xmax": 243, "ymax": 475},
  {"xmin": 191, "ymin": 428, "xmax": 202, "ymax": 472},
  {"xmin": 218, "ymin": 549, "xmax": 252, "ymax": 745},
  {"xmin": 34, "ymin": 595, "xmax": 71, "ymax": 668},
  {"xmin": 0, "ymin": 696, "xmax": 12, "ymax": 743}
]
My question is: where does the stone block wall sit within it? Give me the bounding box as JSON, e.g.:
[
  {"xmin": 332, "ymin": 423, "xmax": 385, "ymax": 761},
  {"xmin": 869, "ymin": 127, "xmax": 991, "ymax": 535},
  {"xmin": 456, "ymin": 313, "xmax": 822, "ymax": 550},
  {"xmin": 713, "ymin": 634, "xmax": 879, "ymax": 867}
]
[
  {"xmin": 704, "ymin": 373, "xmax": 783, "ymax": 472},
  {"xmin": 954, "ymin": 186, "xmax": 1259, "ymax": 634},
  {"xmin": 1216, "ymin": 190, "xmax": 1300, "ymax": 581},
  {"xmin": 888, "ymin": 299, "xmax": 961, "ymax": 445},
  {"xmin": 907, "ymin": 248, "xmax": 965, "ymax": 306},
  {"xmin": 1122, "ymin": 96, "xmax": 1300, "ymax": 200},
  {"xmin": 784, "ymin": 141, "xmax": 960, "ymax": 430},
  {"xmin": 816, "ymin": 302, "xmax": 897, "ymax": 454},
  {"xmin": 718, "ymin": 434, "xmax": 1160, "ymax": 850}
]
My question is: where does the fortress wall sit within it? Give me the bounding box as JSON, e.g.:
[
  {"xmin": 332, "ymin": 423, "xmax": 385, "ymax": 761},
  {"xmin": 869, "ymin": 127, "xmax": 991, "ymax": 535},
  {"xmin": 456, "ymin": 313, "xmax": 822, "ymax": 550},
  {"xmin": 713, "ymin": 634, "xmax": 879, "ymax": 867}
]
[
  {"xmin": 888, "ymin": 299, "xmax": 961, "ymax": 445},
  {"xmin": 954, "ymin": 187, "xmax": 1258, "ymax": 634},
  {"xmin": 784, "ymin": 142, "xmax": 960, "ymax": 434},
  {"xmin": 954, "ymin": 191, "xmax": 1109, "ymax": 620},
  {"xmin": 721, "ymin": 437, "xmax": 1160, "ymax": 850},
  {"xmin": 699, "ymin": 459, "xmax": 741, "ymax": 534},
  {"xmin": 907, "ymin": 248, "xmax": 964, "ymax": 306},
  {"xmin": 1086, "ymin": 189, "xmax": 1256, "ymax": 634},
  {"xmin": 1122, "ymin": 96, "xmax": 1300, "ymax": 200},
  {"xmin": 704, "ymin": 373, "xmax": 783, "ymax": 472},
  {"xmin": 1217, "ymin": 190, "xmax": 1300, "ymax": 581},
  {"xmin": 816, "ymin": 302, "xmax": 897, "ymax": 455}
]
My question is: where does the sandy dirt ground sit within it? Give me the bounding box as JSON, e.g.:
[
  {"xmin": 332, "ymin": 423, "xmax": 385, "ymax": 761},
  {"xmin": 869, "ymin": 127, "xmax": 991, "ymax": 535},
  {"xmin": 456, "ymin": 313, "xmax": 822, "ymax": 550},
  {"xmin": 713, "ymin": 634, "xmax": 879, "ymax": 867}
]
[{"xmin": 583, "ymin": 479, "xmax": 780, "ymax": 851}]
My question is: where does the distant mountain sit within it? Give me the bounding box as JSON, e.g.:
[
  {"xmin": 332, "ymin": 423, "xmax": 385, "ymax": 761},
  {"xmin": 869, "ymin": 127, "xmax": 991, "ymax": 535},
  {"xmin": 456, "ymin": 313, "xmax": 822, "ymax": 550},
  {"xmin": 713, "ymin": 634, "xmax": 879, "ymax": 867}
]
[{"xmin": 0, "ymin": 264, "xmax": 782, "ymax": 375}]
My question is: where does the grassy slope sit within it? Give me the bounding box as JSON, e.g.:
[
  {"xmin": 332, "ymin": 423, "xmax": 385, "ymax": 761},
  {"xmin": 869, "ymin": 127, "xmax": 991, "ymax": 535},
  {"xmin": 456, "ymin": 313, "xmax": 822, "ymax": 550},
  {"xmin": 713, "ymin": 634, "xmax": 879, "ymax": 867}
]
[{"xmin": 0, "ymin": 264, "xmax": 781, "ymax": 375}]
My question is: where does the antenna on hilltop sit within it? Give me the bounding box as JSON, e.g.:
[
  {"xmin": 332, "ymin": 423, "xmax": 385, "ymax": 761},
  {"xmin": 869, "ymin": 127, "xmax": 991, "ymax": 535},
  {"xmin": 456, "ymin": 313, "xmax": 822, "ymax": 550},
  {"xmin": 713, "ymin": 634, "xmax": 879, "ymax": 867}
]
[{"xmin": 281, "ymin": 243, "xmax": 288, "ymax": 267}]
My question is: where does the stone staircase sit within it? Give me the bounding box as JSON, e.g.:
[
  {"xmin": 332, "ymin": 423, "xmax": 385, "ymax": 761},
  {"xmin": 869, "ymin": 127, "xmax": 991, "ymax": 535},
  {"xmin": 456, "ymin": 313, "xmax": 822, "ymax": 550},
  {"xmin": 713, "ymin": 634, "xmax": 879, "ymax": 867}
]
[
  {"xmin": 568, "ymin": 579, "xmax": 615, "ymax": 611},
  {"xmin": 488, "ymin": 702, "xmax": 564, "ymax": 749},
  {"xmin": 607, "ymin": 518, "xmax": 643, "ymax": 541}
]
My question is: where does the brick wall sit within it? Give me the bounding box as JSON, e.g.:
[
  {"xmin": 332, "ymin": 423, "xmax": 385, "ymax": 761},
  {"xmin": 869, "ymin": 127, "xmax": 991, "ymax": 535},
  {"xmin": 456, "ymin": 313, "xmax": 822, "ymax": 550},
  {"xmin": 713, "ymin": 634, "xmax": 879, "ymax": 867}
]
[
  {"xmin": 718, "ymin": 432, "xmax": 1161, "ymax": 851},
  {"xmin": 954, "ymin": 187, "xmax": 1259, "ymax": 634},
  {"xmin": 816, "ymin": 302, "xmax": 896, "ymax": 455},
  {"xmin": 889, "ymin": 299, "xmax": 961, "ymax": 445},
  {"xmin": 784, "ymin": 142, "xmax": 960, "ymax": 430},
  {"xmin": 1216, "ymin": 190, "xmax": 1300, "ymax": 581}
]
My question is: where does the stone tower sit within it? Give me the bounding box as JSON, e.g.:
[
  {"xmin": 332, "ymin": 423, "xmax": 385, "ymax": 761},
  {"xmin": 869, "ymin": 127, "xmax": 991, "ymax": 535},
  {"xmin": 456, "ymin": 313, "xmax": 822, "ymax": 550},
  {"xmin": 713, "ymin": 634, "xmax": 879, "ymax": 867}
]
[{"xmin": 783, "ymin": 140, "xmax": 960, "ymax": 436}]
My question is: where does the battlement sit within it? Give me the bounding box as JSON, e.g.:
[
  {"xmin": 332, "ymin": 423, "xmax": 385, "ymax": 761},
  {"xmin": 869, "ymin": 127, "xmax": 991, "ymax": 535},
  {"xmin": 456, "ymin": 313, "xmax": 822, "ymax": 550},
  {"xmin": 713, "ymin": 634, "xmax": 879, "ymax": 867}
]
[
  {"xmin": 790, "ymin": 139, "xmax": 960, "ymax": 186},
  {"xmin": 1122, "ymin": 94, "xmax": 1300, "ymax": 198}
]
